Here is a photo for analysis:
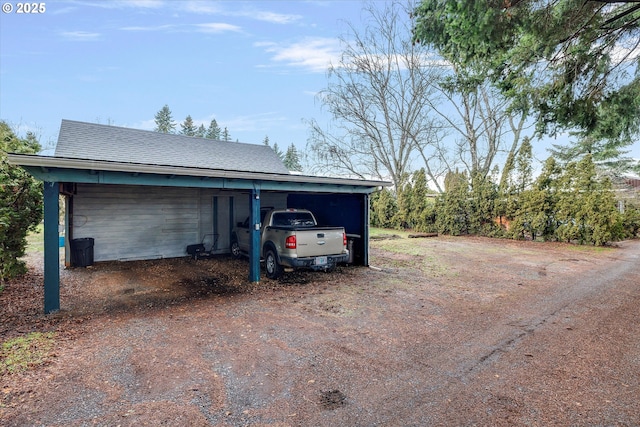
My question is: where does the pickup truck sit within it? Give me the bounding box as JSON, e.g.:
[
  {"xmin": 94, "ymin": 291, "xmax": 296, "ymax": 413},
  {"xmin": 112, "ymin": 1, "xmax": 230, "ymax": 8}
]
[{"xmin": 230, "ymin": 208, "xmax": 349, "ymax": 279}]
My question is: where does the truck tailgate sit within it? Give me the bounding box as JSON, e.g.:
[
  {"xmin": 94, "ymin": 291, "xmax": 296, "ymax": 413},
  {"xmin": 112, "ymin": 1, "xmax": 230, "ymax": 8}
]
[{"xmin": 295, "ymin": 228, "xmax": 344, "ymax": 257}]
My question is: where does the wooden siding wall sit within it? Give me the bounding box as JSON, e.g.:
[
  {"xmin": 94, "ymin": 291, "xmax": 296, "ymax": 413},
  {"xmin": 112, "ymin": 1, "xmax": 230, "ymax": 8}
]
[{"xmin": 71, "ymin": 184, "xmax": 287, "ymax": 262}]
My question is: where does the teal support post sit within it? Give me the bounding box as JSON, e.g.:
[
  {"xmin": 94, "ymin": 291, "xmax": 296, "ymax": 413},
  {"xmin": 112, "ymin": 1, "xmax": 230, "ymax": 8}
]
[
  {"xmin": 213, "ymin": 196, "xmax": 218, "ymax": 251},
  {"xmin": 43, "ymin": 181, "xmax": 60, "ymax": 314},
  {"xmin": 249, "ymin": 188, "xmax": 261, "ymax": 283}
]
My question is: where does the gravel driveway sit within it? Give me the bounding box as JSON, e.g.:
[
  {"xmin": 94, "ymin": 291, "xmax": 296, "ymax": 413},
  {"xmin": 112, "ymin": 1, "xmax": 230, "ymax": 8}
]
[{"xmin": 1, "ymin": 235, "xmax": 639, "ymax": 426}]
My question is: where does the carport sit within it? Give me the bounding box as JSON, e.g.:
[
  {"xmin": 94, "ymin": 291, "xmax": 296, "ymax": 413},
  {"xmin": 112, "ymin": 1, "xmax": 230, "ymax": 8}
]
[{"xmin": 9, "ymin": 120, "xmax": 389, "ymax": 314}]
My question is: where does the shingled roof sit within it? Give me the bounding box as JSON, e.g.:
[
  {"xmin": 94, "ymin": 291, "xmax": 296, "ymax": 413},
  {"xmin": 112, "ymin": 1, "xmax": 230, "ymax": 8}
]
[{"xmin": 54, "ymin": 119, "xmax": 290, "ymax": 175}]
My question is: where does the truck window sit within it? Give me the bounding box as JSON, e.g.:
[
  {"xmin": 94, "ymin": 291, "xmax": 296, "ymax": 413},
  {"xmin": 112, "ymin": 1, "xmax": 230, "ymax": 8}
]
[
  {"xmin": 241, "ymin": 209, "xmax": 270, "ymax": 228},
  {"xmin": 272, "ymin": 212, "xmax": 315, "ymax": 227}
]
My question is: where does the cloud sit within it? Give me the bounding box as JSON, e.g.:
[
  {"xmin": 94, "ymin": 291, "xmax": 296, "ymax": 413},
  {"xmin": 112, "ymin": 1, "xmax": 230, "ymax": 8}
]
[
  {"xmin": 59, "ymin": 31, "xmax": 102, "ymax": 41},
  {"xmin": 222, "ymin": 112, "xmax": 289, "ymax": 133},
  {"xmin": 135, "ymin": 119, "xmax": 157, "ymax": 131},
  {"xmin": 195, "ymin": 23, "xmax": 243, "ymax": 34},
  {"xmin": 256, "ymin": 37, "xmax": 340, "ymax": 73},
  {"xmin": 249, "ymin": 10, "xmax": 302, "ymax": 25},
  {"xmin": 182, "ymin": 1, "xmax": 223, "ymax": 14},
  {"xmin": 121, "ymin": 0, "xmax": 164, "ymax": 7},
  {"xmin": 120, "ymin": 24, "xmax": 177, "ymax": 32},
  {"xmin": 118, "ymin": 22, "xmax": 241, "ymax": 34},
  {"xmin": 73, "ymin": 0, "xmax": 164, "ymax": 9},
  {"xmin": 181, "ymin": 1, "xmax": 301, "ymax": 25}
]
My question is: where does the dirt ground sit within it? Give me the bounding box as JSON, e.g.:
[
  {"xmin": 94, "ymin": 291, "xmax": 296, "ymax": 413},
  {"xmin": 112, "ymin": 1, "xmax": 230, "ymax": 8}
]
[{"xmin": 1, "ymin": 235, "xmax": 639, "ymax": 426}]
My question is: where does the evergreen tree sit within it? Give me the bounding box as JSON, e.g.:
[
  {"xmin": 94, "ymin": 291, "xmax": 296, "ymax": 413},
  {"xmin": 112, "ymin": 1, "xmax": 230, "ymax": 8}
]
[
  {"xmin": 271, "ymin": 142, "xmax": 284, "ymax": 161},
  {"xmin": 531, "ymin": 157, "xmax": 563, "ymax": 241},
  {"xmin": 506, "ymin": 139, "xmax": 535, "ymax": 239},
  {"xmin": 196, "ymin": 124, "xmax": 206, "ymax": 138},
  {"xmin": 205, "ymin": 119, "xmax": 221, "ymax": 140},
  {"xmin": 413, "ymin": 0, "xmax": 640, "ymax": 166},
  {"xmin": 436, "ymin": 170, "xmax": 470, "ymax": 235},
  {"xmin": 264, "ymin": 136, "xmax": 285, "ymax": 162},
  {"xmin": 621, "ymin": 202, "xmax": 640, "ymax": 238},
  {"xmin": 370, "ymin": 188, "xmax": 398, "ymax": 228},
  {"xmin": 180, "ymin": 115, "xmax": 197, "ymax": 136},
  {"xmin": 554, "ymin": 155, "xmax": 620, "ymax": 245},
  {"xmin": 469, "ymin": 172, "xmax": 498, "ymax": 236},
  {"xmin": 222, "ymin": 127, "xmax": 231, "ymax": 142},
  {"xmin": 408, "ymin": 169, "xmax": 436, "ymax": 232},
  {"xmin": 0, "ymin": 122, "xmax": 43, "ymax": 285},
  {"xmin": 395, "ymin": 182, "xmax": 413, "ymax": 229},
  {"xmin": 283, "ymin": 144, "xmax": 302, "ymax": 172},
  {"xmin": 154, "ymin": 104, "xmax": 176, "ymax": 134}
]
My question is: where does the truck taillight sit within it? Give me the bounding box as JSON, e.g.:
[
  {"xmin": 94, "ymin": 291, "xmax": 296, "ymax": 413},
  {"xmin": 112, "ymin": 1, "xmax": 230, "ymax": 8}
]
[
  {"xmin": 285, "ymin": 235, "xmax": 297, "ymax": 249},
  {"xmin": 343, "ymin": 232, "xmax": 347, "ymax": 247}
]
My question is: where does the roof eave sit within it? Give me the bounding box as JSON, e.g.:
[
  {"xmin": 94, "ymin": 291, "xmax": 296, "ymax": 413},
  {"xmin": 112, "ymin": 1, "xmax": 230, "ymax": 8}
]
[{"xmin": 7, "ymin": 153, "xmax": 391, "ymax": 189}]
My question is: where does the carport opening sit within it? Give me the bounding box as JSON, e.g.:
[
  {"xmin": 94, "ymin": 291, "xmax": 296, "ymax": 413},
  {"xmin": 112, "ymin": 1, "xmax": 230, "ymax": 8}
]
[{"xmin": 287, "ymin": 192, "xmax": 368, "ymax": 266}]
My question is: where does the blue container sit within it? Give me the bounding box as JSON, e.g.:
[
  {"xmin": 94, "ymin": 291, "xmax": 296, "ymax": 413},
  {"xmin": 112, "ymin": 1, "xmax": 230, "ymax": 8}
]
[{"xmin": 59, "ymin": 236, "xmax": 65, "ymax": 247}]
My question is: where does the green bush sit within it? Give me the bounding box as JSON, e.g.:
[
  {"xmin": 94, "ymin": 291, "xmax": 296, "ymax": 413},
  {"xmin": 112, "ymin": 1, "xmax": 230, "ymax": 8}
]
[
  {"xmin": 0, "ymin": 121, "xmax": 43, "ymax": 286},
  {"xmin": 371, "ymin": 188, "xmax": 398, "ymax": 228},
  {"xmin": 621, "ymin": 202, "xmax": 640, "ymax": 238}
]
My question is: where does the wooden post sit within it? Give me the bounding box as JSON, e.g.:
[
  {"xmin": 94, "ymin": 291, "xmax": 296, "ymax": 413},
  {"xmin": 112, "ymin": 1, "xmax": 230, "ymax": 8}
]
[
  {"xmin": 249, "ymin": 187, "xmax": 261, "ymax": 283},
  {"xmin": 43, "ymin": 181, "xmax": 60, "ymax": 314}
]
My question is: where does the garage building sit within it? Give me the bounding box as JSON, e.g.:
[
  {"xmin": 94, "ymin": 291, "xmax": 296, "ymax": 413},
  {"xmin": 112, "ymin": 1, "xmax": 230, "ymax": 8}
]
[{"xmin": 9, "ymin": 120, "xmax": 389, "ymax": 313}]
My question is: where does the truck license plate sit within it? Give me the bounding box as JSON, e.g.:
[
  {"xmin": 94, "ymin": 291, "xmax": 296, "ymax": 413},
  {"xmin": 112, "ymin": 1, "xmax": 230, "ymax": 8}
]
[{"xmin": 315, "ymin": 256, "xmax": 327, "ymax": 266}]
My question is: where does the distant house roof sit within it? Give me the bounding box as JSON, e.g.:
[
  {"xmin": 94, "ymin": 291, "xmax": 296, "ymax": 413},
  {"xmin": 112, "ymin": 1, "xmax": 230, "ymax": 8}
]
[{"xmin": 54, "ymin": 119, "xmax": 290, "ymax": 175}]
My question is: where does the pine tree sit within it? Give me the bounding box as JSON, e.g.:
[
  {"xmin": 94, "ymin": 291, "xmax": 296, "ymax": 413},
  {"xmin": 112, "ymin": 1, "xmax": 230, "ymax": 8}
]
[
  {"xmin": 532, "ymin": 157, "xmax": 563, "ymax": 241},
  {"xmin": 283, "ymin": 144, "xmax": 302, "ymax": 172},
  {"xmin": 507, "ymin": 138, "xmax": 535, "ymax": 239},
  {"xmin": 437, "ymin": 170, "xmax": 470, "ymax": 235},
  {"xmin": 263, "ymin": 135, "xmax": 270, "ymax": 146},
  {"xmin": 180, "ymin": 115, "xmax": 197, "ymax": 136},
  {"xmin": 154, "ymin": 104, "xmax": 176, "ymax": 134},
  {"xmin": 407, "ymin": 169, "xmax": 436, "ymax": 232},
  {"xmin": 205, "ymin": 119, "xmax": 221, "ymax": 140},
  {"xmin": 553, "ymin": 155, "xmax": 620, "ymax": 245},
  {"xmin": 196, "ymin": 124, "xmax": 206, "ymax": 138},
  {"xmin": 222, "ymin": 127, "xmax": 231, "ymax": 142},
  {"xmin": 395, "ymin": 182, "xmax": 413, "ymax": 229},
  {"xmin": 370, "ymin": 188, "xmax": 398, "ymax": 228},
  {"xmin": 469, "ymin": 172, "xmax": 498, "ymax": 235},
  {"xmin": 271, "ymin": 143, "xmax": 284, "ymax": 161},
  {"xmin": 575, "ymin": 156, "xmax": 620, "ymax": 245},
  {"xmin": 514, "ymin": 138, "xmax": 533, "ymax": 194}
]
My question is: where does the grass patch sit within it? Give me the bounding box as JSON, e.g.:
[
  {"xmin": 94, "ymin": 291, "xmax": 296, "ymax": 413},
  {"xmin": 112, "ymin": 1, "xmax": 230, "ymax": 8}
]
[
  {"xmin": 369, "ymin": 228, "xmax": 452, "ymax": 277},
  {"xmin": 25, "ymin": 223, "xmax": 44, "ymax": 253},
  {"xmin": 369, "ymin": 228, "xmax": 425, "ymax": 255},
  {"xmin": 563, "ymin": 244, "xmax": 614, "ymax": 254},
  {"xmin": 370, "ymin": 227, "xmax": 412, "ymax": 239},
  {"xmin": 1, "ymin": 332, "xmax": 56, "ymax": 375}
]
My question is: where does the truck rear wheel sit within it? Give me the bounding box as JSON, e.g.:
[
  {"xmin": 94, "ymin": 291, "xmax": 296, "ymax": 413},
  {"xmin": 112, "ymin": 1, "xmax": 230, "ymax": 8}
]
[{"xmin": 264, "ymin": 248, "xmax": 282, "ymax": 279}]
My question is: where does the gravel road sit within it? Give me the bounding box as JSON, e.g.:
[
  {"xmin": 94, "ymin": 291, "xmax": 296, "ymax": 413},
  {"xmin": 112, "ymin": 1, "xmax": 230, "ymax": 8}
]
[{"xmin": 1, "ymin": 236, "xmax": 639, "ymax": 426}]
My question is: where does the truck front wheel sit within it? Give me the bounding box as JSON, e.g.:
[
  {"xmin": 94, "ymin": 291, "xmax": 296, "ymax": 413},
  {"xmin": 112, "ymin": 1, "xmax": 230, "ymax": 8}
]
[
  {"xmin": 264, "ymin": 248, "xmax": 282, "ymax": 279},
  {"xmin": 230, "ymin": 238, "xmax": 242, "ymax": 259}
]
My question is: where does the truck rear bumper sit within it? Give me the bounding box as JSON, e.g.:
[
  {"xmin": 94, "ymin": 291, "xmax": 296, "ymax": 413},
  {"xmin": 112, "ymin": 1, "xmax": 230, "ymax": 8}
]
[{"xmin": 280, "ymin": 253, "xmax": 349, "ymax": 270}]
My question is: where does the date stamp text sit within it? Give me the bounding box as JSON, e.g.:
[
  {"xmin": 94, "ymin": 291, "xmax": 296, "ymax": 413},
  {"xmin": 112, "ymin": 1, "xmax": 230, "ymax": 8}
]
[{"xmin": 2, "ymin": 3, "xmax": 47, "ymax": 14}]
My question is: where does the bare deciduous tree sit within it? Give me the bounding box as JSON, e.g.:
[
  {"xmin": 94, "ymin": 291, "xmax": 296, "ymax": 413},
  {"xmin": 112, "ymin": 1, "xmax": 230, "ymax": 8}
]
[
  {"xmin": 424, "ymin": 75, "xmax": 531, "ymax": 185},
  {"xmin": 306, "ymin": 0, "xmax": 444, "ymax": 191}
]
